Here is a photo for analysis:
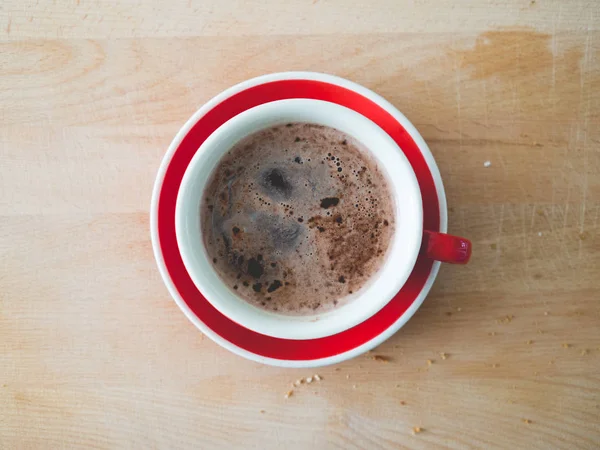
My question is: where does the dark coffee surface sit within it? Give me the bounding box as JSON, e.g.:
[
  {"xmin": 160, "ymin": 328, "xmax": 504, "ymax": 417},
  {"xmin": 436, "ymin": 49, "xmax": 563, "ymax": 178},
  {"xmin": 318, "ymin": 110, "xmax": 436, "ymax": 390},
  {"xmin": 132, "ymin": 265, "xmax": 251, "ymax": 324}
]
[{"xmin": 201, "ymin": 123, "xmax": 395, "ymax": 315}]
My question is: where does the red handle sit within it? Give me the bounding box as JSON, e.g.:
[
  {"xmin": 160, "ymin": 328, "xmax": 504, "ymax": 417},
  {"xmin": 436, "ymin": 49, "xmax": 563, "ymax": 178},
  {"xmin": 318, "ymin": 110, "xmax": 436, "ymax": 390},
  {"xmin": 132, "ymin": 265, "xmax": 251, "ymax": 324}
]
[{"xmin": 423, "ymin": 230, "xmax": 472, "ymax": 264}]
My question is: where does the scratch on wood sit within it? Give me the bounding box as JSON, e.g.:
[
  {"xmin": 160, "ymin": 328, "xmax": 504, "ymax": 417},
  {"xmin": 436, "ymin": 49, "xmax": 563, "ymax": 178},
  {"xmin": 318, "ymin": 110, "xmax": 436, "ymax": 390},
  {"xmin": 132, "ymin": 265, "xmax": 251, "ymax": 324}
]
[
  {"xmin": 498, "ymin": 204, "xmax": 505, "ymax": 241},
  {"xmin": 563, "ymin": 198, "xmax": 570, "ymax": 232},
  {"xmin": 454, "ymin": 36, "xmax": 463, "ymax": 156},
  {"xmin": 482, "ymin": 79, "xmax": 489, "ymax": 125},
  {"xmin": 551, "ymin": 9, "xmax": 559, "ymax": 112},
  {"xmin": 424, "ymin": 80, "xmax": 439, "ymax": 128},
  {"xmin": 521, "ymin": 205, "xmax": 531, "ymax": 290},
  {"xmin": 579, "ymin": 15, "xmax": 592, "ymax": 236}
]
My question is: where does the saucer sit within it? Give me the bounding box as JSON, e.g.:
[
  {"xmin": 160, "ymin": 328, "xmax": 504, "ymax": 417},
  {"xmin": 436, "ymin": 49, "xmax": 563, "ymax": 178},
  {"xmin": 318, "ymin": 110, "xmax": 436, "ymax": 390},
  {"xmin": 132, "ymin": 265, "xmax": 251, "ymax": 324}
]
[{"xmin": 150, "ymin": 72, "xmax": 447, "ymax": 367}]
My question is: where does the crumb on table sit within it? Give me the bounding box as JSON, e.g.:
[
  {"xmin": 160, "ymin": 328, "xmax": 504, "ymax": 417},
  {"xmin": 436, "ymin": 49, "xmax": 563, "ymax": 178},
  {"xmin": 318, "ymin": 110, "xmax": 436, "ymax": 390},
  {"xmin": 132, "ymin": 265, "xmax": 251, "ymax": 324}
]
[{"xmin": 497, "ymin": 315, "xmax": 514, "ymax": 324}]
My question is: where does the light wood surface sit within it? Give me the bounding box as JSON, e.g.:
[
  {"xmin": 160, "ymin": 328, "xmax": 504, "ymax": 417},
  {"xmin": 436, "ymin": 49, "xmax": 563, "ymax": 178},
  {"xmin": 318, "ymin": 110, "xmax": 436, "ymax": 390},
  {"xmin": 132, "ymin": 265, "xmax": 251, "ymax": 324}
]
[{"xmin": 1, "ymin": 1, "xmax": 600, "ymax": 448}]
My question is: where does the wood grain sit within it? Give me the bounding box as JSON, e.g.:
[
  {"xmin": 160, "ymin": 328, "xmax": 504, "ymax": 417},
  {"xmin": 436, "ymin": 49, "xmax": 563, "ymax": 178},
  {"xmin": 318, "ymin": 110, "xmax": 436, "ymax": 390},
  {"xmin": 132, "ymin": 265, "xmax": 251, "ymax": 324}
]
[{"xmin": 1, "ymin": 1, "xmax": 599, "ymax": 449}]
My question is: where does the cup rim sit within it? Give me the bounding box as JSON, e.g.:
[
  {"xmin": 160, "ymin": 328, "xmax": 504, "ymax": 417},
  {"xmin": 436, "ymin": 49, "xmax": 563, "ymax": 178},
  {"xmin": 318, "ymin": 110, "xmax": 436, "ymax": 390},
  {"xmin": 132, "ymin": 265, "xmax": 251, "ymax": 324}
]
[
  {"xmin": 150, "ymin": 71, "xmax": 447, "ymax": 367},
  {"xmin": 174, "ymin": 98, "xmax": 423, "ymax": 340}
]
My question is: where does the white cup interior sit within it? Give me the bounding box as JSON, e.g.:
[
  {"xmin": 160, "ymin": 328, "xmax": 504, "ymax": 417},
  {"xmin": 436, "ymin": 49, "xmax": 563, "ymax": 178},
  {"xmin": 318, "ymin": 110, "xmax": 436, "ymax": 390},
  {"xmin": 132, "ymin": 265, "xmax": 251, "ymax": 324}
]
[{"xmin": 175, "ymin": 99, "xmax": 423, "ymax": 340}]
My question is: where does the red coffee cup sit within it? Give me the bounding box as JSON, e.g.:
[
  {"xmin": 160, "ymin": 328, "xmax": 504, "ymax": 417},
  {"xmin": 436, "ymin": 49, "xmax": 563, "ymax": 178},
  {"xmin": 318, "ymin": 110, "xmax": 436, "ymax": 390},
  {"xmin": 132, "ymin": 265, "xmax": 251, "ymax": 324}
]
[{"xmin": 152, "ymin": 72, "xmax": 471, "ymax": 366}]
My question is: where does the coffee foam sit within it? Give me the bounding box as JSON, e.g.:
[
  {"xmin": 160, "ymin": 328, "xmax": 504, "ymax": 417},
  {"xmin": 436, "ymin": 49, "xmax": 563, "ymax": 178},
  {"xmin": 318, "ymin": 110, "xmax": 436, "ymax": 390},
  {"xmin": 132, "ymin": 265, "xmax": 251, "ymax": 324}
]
[{"xmin": 201, "ymin": 123, "xmax": 395, "ymax": 316}]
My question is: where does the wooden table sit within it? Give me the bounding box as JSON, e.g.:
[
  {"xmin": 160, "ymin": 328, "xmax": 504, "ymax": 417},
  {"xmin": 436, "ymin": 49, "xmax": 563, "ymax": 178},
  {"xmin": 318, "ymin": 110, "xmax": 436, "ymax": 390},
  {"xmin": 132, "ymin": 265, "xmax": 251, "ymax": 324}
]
[{"xmin": 1, "ymin": 1, "xmax": 599, "ymax": 448}]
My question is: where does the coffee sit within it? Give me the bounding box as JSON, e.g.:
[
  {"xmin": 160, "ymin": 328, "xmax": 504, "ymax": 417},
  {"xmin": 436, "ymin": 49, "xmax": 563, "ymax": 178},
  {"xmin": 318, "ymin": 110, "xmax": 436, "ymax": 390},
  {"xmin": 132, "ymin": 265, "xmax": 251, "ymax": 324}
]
[{"xmin": 201, "ymin": 123, "xmax": 395, "ymax": 316}]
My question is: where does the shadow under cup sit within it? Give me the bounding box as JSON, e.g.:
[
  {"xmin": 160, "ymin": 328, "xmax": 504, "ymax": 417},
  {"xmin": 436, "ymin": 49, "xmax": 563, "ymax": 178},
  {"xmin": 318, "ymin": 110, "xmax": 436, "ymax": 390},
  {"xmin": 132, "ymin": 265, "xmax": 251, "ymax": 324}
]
[{"xmin": 175, "ymin": 99, "xmax": 423, "ymax": 340}]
